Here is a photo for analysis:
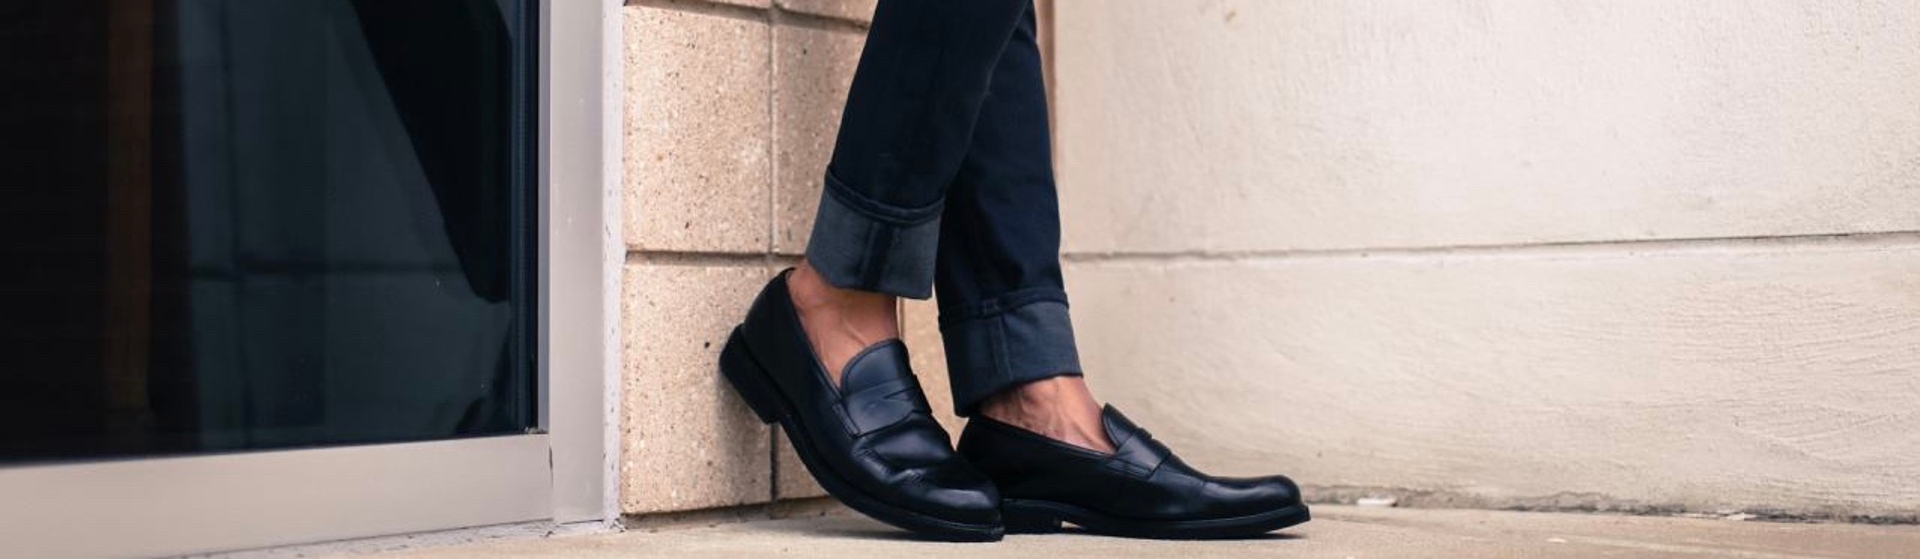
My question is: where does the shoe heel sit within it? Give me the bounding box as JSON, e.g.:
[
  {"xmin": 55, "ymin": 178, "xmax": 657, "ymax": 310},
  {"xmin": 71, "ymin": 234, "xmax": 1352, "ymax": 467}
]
[
  {"xmin": 1001, "ymin": 501, "xmax": 1063, "ymax": 534},
  {"xmin": 718, "ymin": 328, "xmax": 783, "ymax": 425}
]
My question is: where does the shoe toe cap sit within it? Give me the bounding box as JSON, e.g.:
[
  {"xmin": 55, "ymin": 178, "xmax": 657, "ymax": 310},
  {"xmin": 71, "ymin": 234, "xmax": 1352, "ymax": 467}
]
[
  {"xmin": 912, "ymin": 465, "xmax": 1001, "ymax": 524},
  {"xmin": 1209, "ymin": 474, "xmax": 1303, "ymax": 515}
]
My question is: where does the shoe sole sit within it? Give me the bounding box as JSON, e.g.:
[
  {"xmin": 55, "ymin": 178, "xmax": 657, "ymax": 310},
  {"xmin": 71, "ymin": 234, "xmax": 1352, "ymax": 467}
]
[
  {"xmin": 718, "ymin": 327, "xmax": 1005, "ymax": 542},
  {"xmin": 1002, "ymin": 498, "xmax": 1310, "ymax": 539}
]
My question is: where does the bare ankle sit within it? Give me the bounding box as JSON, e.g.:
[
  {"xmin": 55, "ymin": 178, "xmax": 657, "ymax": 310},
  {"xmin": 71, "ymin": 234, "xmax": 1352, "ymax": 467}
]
[
  {"xmin": 788, "ymin": 263, "xmax": 899, "ymax": 386},
  {"xmin": 978, "ymin": 376, "xmax": 1115, "ymax": 453}
]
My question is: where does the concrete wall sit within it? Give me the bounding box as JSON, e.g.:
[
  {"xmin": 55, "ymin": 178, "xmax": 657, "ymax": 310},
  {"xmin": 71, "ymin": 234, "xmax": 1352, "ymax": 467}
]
[{"xmin": 1052, "ymin": 1, "xmax": 1920, "ymax": 518}]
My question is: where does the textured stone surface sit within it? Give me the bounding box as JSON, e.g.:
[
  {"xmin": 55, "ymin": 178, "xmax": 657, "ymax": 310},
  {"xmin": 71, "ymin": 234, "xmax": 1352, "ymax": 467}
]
[
  {"xmin": 776, "ymin": 0, "xmax": 875, "ymax": 24},
  {"xmin": 1053, "ymin": 1, "xmax": 1920, "ymax": 254},
  {"xmin": 772, "ymin": 24, "xmax": 865, "ymax": 255},
  {"xmin": 1062, "ymin": 241, "xmax": 1920, "ymax": 517},
  {"xmin": 772, "ymin": 432, "xmax": 825, "ymax": 500},
  {"xmin": 622, "ymin": 263, "xmax": 772, "ymax": 514},
  {"xmin": 351, "ymin": 505, "xmax": 1920, "ymax": 559},
  {"xmin": 1046, "ymin": 0, "xmax": 1920, "ymax": 521},
  {"xmin": 624, "ymin": 6, "xmax": 771, "ymax": 253}
]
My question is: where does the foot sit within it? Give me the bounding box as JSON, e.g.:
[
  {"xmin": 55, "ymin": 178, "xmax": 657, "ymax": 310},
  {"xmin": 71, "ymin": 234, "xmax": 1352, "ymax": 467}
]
[
  {"xmin": 786, "ymin": 261, "xmax": 898, "ymax": 387},
  {"xmin": 977, "ymin": 376, "xmax": 1115, "ymax": 453},
  {"xmin": 959, "ymin": 405, "xmax": 1309, "ymax": 539},
  {"xmin": 720, "ymin": 268, "xmax": 1002, "ymax": 541}
]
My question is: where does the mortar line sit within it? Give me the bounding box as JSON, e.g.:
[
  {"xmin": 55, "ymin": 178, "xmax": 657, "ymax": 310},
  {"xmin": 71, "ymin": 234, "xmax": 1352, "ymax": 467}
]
[
  {"xmin": 775, "ymin": 6, "xmax": 871, "ymax": 34},
  {"xmin": 628, "ymin": 0, "xmax": 764, "ymax": 23},
  {"xmin": 628, "ymin": 0, "xmax": 868, "ymax": 33},
  {"xmin": 626, "ymin": 250, "xmax": 802, "ymax": 267},
  {"xmin": 1062, "ymin": 230, "xmax": 1920, "ymax": 265},
  {"xmin": 764, "ymin": 0, "xmax": 782, "ymax": 515}
]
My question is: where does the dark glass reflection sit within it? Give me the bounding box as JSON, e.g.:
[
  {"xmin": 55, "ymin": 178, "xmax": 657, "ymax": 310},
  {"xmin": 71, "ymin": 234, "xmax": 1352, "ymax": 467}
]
[{"xmin": 0, "ymin": 0, "xmax": 537, "ymax": 463}]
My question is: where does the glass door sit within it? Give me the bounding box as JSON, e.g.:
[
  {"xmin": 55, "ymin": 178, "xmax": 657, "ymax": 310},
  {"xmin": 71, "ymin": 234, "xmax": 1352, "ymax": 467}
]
[
  {"xmin": 0, "ymin": 0, "xmax": 610, "ymax": 556},
  {"xmin": 1, "ymin": 0, "xmax": 538, "ymax": 464}
]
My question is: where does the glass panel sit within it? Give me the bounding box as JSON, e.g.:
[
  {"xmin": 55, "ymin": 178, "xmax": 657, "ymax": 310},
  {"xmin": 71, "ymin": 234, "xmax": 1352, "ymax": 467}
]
[{"xmin": 0, "ymin": 0, "xmax": 538, "ymax": 463}]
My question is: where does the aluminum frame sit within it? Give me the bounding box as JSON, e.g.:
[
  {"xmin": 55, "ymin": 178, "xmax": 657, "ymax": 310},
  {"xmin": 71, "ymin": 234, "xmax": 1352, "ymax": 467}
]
[
  {"xmin": 0, "ymin": 436, "xmax": 553, "ymax": 558},
  {"xmin": 540, "ymin": 0, "xmax": 623, "ymax": 527}
]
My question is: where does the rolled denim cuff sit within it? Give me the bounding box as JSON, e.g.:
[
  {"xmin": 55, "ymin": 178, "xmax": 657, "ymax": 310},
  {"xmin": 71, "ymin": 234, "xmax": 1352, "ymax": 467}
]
[
  {"xmin": 941, "ymin": 289, "xmax": 1084, "ymax": 416},
  {"xmin": 803, "ymin": 170, "xmax": 942, "ymax": 299}
]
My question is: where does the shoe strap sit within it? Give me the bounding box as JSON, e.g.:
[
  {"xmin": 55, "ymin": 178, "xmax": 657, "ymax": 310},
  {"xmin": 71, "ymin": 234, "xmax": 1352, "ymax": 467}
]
[
  {"xmin": 1101, "ymin": 407, "xmax": 1172, "ymax": 479},
  {"xmin": 841, "ymin": 375, "xmax": 932, "ymax": 435}
]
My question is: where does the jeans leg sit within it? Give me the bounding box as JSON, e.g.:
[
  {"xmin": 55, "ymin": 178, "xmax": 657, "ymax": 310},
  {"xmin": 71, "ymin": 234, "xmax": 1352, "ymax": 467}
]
[
  {"xmin": 805, "ymin": 0, "xmax": 1031, "ymax": 299},
  {"xmin": 934, "ymin": 5, "xmax": 1081, "ymax": 416}
]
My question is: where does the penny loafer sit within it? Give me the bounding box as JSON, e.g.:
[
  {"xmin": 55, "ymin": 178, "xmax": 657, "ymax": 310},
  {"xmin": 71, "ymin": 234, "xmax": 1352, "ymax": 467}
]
[
  {"xmin": 957, "ymin": 405, "xmax": 1309, "ymax": 539},
  {"xmin": 719, "ymin": 269, "xmax": 1002, "ymax": 541}
]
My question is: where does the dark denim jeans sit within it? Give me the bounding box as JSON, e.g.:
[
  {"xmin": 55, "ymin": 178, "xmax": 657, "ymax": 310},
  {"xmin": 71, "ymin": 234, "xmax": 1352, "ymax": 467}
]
[{"xmin": 805, "ymin": 0, "xmax": 1078, "ymax": 416}]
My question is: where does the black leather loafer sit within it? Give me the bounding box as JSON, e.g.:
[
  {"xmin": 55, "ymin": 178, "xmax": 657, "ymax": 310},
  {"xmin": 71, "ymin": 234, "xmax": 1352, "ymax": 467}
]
[
  {"xmin": 719, "ymin": 270, "xmax": 1003, "ymax": 541},
  {"xmin": 958, "ymin": 405, "xmax": 1309, "ymax": 539}
]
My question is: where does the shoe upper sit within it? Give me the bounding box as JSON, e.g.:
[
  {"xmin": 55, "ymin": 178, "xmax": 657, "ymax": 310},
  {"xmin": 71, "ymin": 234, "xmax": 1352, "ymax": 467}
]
[
  {"xmin": 958, "ymin": 405, "xmax": 1302, "ymax": 521},
  {"xmin": 738, "ymin": 270, "xmax": 998, "ymax": 525}
]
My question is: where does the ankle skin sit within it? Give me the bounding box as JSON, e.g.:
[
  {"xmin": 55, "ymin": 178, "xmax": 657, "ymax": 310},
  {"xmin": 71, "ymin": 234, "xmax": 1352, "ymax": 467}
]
[
  {"xmin": 787, "ymin": 262, "xmax": 898, "ymax": 385},
  {"xmin": 977, "ymin": 376, "xmax": 1115, "ymax": 453}
]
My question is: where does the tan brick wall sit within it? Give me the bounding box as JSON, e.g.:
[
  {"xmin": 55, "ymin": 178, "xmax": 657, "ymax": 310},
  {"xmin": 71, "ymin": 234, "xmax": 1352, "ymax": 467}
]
[{"xmin": 620, "ymin": 0, "xmax": 965, "ymax": 516}]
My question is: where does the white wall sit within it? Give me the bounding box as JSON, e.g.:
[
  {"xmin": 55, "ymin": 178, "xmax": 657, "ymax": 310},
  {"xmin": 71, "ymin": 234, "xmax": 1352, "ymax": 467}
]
[{"xmin": 1053, "ymin": 0, "xmax": 1920, "ymax": 517}]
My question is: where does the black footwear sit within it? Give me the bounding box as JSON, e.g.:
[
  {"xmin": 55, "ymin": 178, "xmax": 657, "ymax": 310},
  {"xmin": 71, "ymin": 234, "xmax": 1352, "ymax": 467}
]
[
  {"xmin": 718, "ymin": 270, "xmax": 1003, "ymax": 541},
  {"xmin": 958, "ymin": 405, "xmax": 1310, "ymax": 539}
]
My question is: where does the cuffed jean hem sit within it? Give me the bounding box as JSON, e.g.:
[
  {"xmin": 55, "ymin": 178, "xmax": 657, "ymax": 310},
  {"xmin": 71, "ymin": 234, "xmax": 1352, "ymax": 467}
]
[
  {"xmin": 803, "ymin": 169, "xmax": 943, "ymax": 299},
  {"xmin": 940, "ymin": 289, "xmax": 1083, "ymax": 416}
]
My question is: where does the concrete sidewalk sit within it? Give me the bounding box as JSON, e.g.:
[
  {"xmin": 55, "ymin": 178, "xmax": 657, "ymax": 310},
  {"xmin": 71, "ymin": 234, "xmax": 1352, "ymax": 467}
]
[{"xmin": 339, "ymin": 505, "xmax": 1919, "ymax": 558}]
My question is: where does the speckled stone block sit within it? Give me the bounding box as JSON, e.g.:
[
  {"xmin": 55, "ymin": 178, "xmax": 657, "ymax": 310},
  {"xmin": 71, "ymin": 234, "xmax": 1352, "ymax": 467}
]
[
  {"xmin": 624, "ymin": 6, "xmax": 771, "ymax": 254},
  {"xmin": 772, "ymin": 23, "xmax": 865, "ymax": 255},
  {"xmin": 622, "ymin": 262, "xmax": 775, "ymax": 514},
  {"xmin": 772, "ymin": 433, "xmax": 825, "ymax": 500}
]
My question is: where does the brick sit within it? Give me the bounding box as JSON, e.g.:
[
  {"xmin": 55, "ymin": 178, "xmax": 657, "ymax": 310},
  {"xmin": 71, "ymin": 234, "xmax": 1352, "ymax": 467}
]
[
  {"xmin": 772, "ymin": 24, "xmax": 864, "ymax": 255},
  {"xmin": 772, "ymin": 434, "xmax": 825, "ymax": 500},
  {"xmin": 621, "ymin": 262, "xmax": 774, "ymax": 514},
  {"xmin": 624, "ymin": 6, "xmax": 771, "ymax": 254}
]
